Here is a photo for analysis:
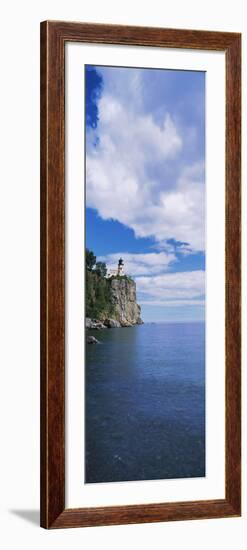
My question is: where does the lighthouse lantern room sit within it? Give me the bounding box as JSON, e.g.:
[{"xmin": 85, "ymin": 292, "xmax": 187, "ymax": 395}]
[{"xmin": 117, "ymin": 258, "xmax": 124, "ymax": 276}]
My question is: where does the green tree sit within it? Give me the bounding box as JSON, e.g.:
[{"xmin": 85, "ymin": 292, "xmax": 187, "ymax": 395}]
[
  {"xmin": 85, "ymin": 248, "xmax": 114, "ymax": 319},
  {"xmin": 86, "ymin": 248, "xmax": 96, "ymax": 271},
  {"xmin": 95, "ymin": 261, "xmax": 107, "ymax": 278}
]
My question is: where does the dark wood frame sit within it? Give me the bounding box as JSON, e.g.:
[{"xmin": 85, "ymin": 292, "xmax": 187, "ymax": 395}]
[{"xmin": 40, "ymin": 20, "xmax": 241, "ymax": 529}]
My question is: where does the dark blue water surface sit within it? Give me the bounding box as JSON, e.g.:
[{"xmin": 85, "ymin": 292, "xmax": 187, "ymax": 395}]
[{"xmin": 86, "ymin": 322, "xmax": 205, "ymax": 483}]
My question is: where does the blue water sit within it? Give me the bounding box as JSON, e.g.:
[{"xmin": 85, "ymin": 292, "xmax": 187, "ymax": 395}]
[{"xmin": 86, "ymin": 322, "xmax": 205, "ymax": 483}]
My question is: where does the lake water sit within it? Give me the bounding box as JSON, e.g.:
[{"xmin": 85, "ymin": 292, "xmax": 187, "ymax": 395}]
[{"xmin": 86, "ymin": 322, "xmax": 205, "ymax": 483}]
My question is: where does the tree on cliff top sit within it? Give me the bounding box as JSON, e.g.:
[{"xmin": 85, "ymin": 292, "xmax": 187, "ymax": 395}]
[
  {"xmin": 86, "ymin": 248, "xmax": 96, "ymax": 271},
  {"xmin": 86, "ymin": 248, "xmax": 112, "ymax": 318},
  {"xmin": 95, "ymin": 261, "xmax": 107, "ymax": 277}
]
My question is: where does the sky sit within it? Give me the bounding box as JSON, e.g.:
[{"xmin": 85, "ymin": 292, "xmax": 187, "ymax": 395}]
[{"xmin": 85, "ymin": 64, "xmax": 205, "ymax": 322}]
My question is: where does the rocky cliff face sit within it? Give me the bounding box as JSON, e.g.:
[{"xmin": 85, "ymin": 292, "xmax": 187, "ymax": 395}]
[{"xmin": 109, "ymin": 277, "xmax": 143, "ymax": 326}]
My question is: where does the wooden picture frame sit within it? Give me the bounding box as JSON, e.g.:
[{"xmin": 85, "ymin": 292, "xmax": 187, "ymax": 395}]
[{"xmin": 40, "ymin": 20, "xmax": 241, "ymax": 529}]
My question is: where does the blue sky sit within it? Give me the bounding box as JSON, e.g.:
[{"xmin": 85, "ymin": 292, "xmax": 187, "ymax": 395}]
[{"xmin": 85, "ymin": 65, "xmax": 205, "ymax": 322}]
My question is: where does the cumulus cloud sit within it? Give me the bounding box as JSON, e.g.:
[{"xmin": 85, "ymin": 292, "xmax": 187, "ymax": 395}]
[
  {"xmin": 99, "ymin": 251, "xmax": 176, "ymax": 276},
  {"xmin": 86, "ymin": 67, "xmax": 205, "ymax": 252},
  {"xmin": 139, "ymin": 300, "xmax": 205, "ymax": 307},
  {"xmin": 137, "ymin": 271, "xmax": 205, "ymax": 302},
  {"xmin": 101, "ymin": 249, "xmax": 205, "ymax": 307}
]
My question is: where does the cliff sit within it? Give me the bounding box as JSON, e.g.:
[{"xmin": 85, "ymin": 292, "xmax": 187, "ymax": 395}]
[
  {"xmin": 109, "ymin": 277, "xmax": 143, "ymax": 326},
  {"xmin": 86, "ymin": 272, "xmax": 143, "ymax": 327},
  {"xmin": 86, "ymin": 270, "xmax": 113, "ymax": 320}
]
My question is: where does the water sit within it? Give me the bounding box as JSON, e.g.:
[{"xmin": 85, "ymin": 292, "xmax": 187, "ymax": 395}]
[{"xmin": 86, "ymin": 322, "xmax": 205, "ymax": 483}]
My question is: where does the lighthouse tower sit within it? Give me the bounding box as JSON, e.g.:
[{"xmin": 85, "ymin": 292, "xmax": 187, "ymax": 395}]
[{"xmin": 117, "ymin": 258, "xmax": 124, "ymax": 276}]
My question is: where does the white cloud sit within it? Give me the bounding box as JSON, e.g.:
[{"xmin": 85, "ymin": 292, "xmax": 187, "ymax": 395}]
[
  {"xmin": 100, "ymin": 250, "xmax": 205, "ymax": 308},
  {"xmin": 139, "ymin": 299, "xmax": 205, "ymax": 307},
  {"xmin": 99, "ymin": 251, "xmax": 176, "ymax": 276},
  {"xmin": 86, "ymin": 68, "xmax": 205, "ymax": 252},
  {"xmin": 137, "ymin": 270, "xmax": 205, "ymax": 302}
]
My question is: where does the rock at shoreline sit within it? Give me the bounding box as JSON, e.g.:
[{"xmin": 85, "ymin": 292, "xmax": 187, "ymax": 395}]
[
  {"xmin": 87, "ymin": 335, "xmax": 100, "ymax": 344},
  {"xmin": 86, "ymin": 317, "xmax": 92, "ymax": 329},
  {"xmin": 120, "ymin": 318, "xmax": 133, "ymax": 327},
  {"xmin": 136, "ymin": 317, "xmax": 144, "ymax": 325},
  {"xmin": 86, "ymin": 315, "xmax": 144, "ymax": 329},
  {"xmin": 104, "ymin": 318, "xmax": 121, "ymax": 328},
  {"xmin": 86, "ymin": 318, "xmax": 106, "ymax": 330}
]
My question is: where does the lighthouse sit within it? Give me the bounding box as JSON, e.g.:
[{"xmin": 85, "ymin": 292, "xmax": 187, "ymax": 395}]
[
  {"xmin": 117, "ymin": 258, "xmax": 124, "ymax": 276},
  {"xmin": 106, "ymin": 258, "xmax": 125, "ymax": 278}
]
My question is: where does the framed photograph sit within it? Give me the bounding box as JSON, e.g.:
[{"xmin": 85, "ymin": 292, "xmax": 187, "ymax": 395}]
[{"xmin": 40, "ymin": 21, "xmax": 241, "ymax": 528}]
